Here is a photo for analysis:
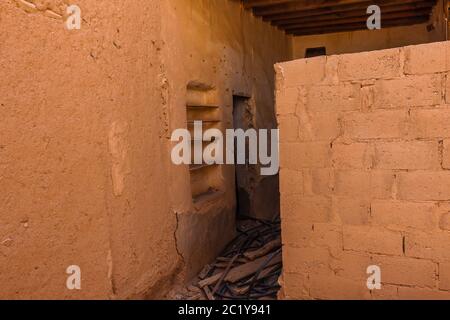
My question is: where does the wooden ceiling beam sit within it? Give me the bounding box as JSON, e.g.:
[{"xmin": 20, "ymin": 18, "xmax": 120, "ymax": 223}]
[
  {"xmin": 262, "ymin": 0, "xmax": 436, "ymax": 20},
  {"xmin": 238, "ymin": 0, "xmax": 437, "ymax": 36},
  {"xmin": 276, "ymin": 2, "xmax": 434, "ymax": 27},
  {"xmin": 253, "ymin": 0, "xmax": 377, "ymax": 16},
  {"xmin": 287, "ymin": 15, "xmax": 430, "ymax": 36},
  {"xmin": 283, "ymin": 8, "xmax": 431, "ymax": 30}
]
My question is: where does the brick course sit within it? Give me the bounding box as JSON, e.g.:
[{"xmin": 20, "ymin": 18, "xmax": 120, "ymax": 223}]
[{"xmin": 277, "ymin": 41, "xmax": 450, "ymax": 300}]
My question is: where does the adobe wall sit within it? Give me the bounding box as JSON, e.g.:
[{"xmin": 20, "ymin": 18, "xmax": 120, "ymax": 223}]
[
  {"xmin": 0, "ymin": 0, "xmax": 292, "ymax": 298},
  {"xmin": 0, "ymin": 0, "xmax": 180, "ymax": 299},
  {"xmin": 160, "ymin": 0, "xmax": 292, "ymax": 279},
  {"xmin": 276, "ymin": 41, "xmax": 450, "ymax": 299},
  {"xmin": 293, "ymin": 0, "xmax": 446, "ymax": 59}
]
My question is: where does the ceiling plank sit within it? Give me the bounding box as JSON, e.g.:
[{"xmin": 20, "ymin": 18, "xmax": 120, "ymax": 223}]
[
  {"xmin": 287, "ymin": 15, "xmax": 430, "ymax": 36},
  {"xmin": 238, "ymin": 0, "xmax": 437, "ymax": 36},
  {"xmin": 253, "ymin": 0, "xmax": 377, "ymax": 16},
  {"xmin": 243, "ymin": 0, "xmax": 295, "ymax": 9},
  {"xmin": 282, "ymin": 8, "xmax": 431, "ymax": 30},
  {"xmin": 272, "ymin": 0, "xmax": 435, "ymax": 25}
]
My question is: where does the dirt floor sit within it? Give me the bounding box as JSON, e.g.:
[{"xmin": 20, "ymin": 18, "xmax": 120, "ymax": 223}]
[{"xmin": 169, "ymin": 218, "xmax": 282, "ymax": 300}]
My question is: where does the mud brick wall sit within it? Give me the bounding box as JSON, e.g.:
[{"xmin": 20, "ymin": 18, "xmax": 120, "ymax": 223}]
[{"xmin": 276, "ymin": 41, "xmax": 450, "ymax": 300}]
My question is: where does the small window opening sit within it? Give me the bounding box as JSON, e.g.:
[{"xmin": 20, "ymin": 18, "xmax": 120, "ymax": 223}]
[{"xmin": 305, "ymin": 46, "xmax": 327, "ymax": 58}]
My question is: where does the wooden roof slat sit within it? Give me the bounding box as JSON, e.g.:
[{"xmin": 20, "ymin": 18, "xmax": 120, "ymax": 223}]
[
  {"xmin": 283, "ymin": 8, "xmax": 432, "ymax": 30},
  {"xmin": 288, "ymin": 15, "xmax": 430, "ymax": 36},
  {"xmin": 239, "ymin": 0, "xmax": 437, "ymax": 36},
  {"xmin": 243, "ymin": 0, "xmax": 296, "ymax": 9},
  {"xmin": 264, "ymin": 0, "xmax": 432, "ymax": 22},
  {"xmin": 276, "ymin": 3, "xmax": 431, "ymax": 30},
  {"xmin": 272, "ymin": 0, "xmax": 435, "ymax": 25}
]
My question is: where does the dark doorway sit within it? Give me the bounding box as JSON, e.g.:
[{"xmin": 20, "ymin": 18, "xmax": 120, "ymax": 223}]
[
  {"xmin": 232, "ymin": 95, "xmax": 254, "ymax": 218},
  {"xmin": 305, "ymin": 46, "xmax": 327, "ymax": 58}
]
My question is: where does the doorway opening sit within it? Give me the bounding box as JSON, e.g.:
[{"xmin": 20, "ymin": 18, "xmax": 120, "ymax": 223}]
[{"xmin": 232, "ymin": 95, "xmax": 255, "ymax": 219}]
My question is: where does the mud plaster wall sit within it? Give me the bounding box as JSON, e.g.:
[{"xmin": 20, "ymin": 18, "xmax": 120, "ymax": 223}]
[
  {"xmin": 276, "ymin": 41, "xmax": 450, "ymax": 299},
  {"xmin": 0, "ymin": 0, "xmax": 180, "ymax": 299},
  {"xmin": 293, "ymin": 0, "xmax": 447, "ymax": 59},
  {"xmin": 160, "ymin": 0, "xmax": 292, "ymax": 279}
]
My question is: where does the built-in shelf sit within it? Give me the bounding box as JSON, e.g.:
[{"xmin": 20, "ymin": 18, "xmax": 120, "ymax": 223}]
[
  {"xmin": 189, "ymin": 164, "xmax": 217, "ymax": 172},
  {"xmin": 193, "ymin": 189, "xmax": 225, "ymax": 205},
  {"xmin": 187, "ymin": 104, "xmax": 220, "ymax": 109},
  {"xmin": 186, "ymin": 86, "xmax": 224, "ymax": 204}
]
